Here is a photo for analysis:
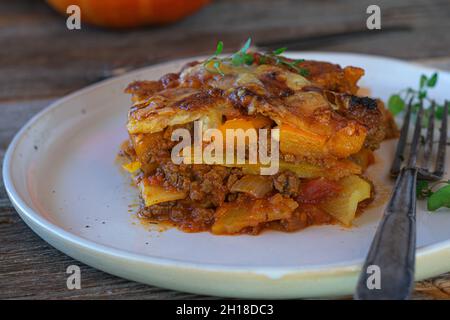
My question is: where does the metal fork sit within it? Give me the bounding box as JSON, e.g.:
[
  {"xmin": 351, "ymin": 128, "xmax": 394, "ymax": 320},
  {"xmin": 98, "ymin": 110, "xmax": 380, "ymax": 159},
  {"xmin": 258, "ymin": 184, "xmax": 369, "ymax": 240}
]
[{"xmin": 354, "ymin": 99, "xmax": 448, "ymax": 300}]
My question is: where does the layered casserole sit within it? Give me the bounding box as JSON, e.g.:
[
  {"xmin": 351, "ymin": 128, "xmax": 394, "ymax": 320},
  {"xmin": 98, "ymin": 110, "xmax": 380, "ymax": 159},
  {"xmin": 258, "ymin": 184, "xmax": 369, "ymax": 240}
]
[{"xmin": 120, "ymin": 44, "xmax": 397, "ymax": 235}]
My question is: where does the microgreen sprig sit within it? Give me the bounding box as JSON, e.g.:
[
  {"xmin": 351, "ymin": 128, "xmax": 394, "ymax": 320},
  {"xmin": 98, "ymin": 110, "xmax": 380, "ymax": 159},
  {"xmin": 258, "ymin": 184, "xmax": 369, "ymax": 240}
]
[
  {"xmin": 203, "ymin": 38, "xmax": 309, "ymax": 77},
  {"xmin": 231, "ymin": 38, "xmax": 254, "ymax": 66},
  {"xmin": 203, "ymin": 40, "xmax": 225, "ymax": 75},
  {"xmin": 417, "ymin": 180, "xmax": 450, "ymax": 211},
  {"xmin": 268, "ymin": 47, "xmax": 309, "ymax": 76},
  {"xmin": 390, "ymin": 73, "xmax": 448, "ymax": 213},
  {"xmin": 388, "ymin": 72, "xmax": 445, "ymax": 119}
]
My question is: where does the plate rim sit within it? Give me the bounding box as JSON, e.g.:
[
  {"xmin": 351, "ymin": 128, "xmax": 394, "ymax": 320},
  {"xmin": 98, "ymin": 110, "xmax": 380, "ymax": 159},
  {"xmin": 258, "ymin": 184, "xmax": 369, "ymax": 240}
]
[{"xmin": 3, "ymin": 51, "xmax": 450, "ymax": 282}]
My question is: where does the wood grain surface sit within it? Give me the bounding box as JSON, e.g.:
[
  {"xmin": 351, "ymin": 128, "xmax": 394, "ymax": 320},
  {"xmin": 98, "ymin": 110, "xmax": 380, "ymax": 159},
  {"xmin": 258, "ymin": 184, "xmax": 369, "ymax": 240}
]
[{"xmin": 1, "ymin": 0, "xmax": 449, "ymax": 299}]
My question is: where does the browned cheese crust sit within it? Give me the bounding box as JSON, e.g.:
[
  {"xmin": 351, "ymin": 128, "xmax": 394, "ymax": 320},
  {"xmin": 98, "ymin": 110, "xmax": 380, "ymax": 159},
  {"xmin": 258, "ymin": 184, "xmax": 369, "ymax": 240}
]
[{"xmin": 121, "ymin": 55, "xmax": 398, "ymax": 234}]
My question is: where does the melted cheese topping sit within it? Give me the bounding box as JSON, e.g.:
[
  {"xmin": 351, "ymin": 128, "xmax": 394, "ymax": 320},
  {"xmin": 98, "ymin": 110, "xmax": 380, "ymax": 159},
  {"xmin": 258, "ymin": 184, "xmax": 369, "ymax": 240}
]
[{"xmin": 125, "ymin": 59, "xmax": 385, "ymax": 158}]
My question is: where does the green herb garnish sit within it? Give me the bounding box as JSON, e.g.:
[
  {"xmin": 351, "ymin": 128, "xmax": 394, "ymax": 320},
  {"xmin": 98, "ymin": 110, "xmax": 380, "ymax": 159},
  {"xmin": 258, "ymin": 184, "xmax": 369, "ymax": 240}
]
[
  {"xmin": 231, "ymin": 38, "xmax": 253, "ymax": 66},
  {"xmin": 387, "ymin": 94, "xmax": 405, "ymax": 116},
  {"xmin": 394, "ymin": 74, "xmax": 448, "ymax": 213},
  {"xmin": 203, "ymin": 38, "xmax": 309, "ymax": 77},
  {"xmin": 387, "ymin": 72, "xmax": 445, "ymax": 120},
  {"xmin": 416, "ymin": 180, "xmax": 430, "ymax": 198},
  {"xmin": 428, "ymin": 184, "xmax": 450, "ymax": 211},
  {"xmin": 266, "ymin": 47, "xmax": 309, "ymax": 76},
  {"xmin": 203, "ymin": 41, "xmax": 225, "ymax": 75},
  {"xmin": 417, "ymin": 180, "xmax": 450, "ymax": 211}
]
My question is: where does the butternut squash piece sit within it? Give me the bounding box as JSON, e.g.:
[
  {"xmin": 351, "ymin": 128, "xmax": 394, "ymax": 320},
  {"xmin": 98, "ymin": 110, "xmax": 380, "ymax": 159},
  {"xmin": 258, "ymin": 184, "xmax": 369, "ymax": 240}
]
[
  {"xmin": 280, "ymin": 122, "xmax": 367, "ymax": 158},
  {"xmin": 219, "ymin": 116, "xmax": 272, "ymax": 145},
  {"xmin": 219, "ymin": 115, "xmax": 272, "ymax": 132},
  {"xmin": 326, "ymin": 123, "xmax": 367, "ymax": 158},
  {"xmin": 279, "ymin": 124, "xmax": 328, "ymax": 157}
]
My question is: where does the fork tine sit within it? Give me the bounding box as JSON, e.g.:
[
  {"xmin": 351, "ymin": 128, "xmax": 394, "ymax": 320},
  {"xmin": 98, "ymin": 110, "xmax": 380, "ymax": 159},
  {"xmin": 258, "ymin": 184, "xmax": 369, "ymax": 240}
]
[
  {"xmin": 407, "ymin": 100, "xmax": 424, "ymax": 168},
  {"xmin": 391, "ymin": 97, "xmax": 414, "ymax": 176},
  {"xmin": 421, "ymin": 101, "xmax": 435, "ymax": 171},
  {"xmin": 433, "ymin": 100, "xmax": 448, "ymax": 178}
]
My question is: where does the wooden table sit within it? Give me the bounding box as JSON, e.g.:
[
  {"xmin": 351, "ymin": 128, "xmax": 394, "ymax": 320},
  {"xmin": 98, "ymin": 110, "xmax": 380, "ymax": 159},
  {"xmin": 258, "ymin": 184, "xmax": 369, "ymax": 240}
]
[{"xmin": 1, "ymin": 0, "xmax": 449, "ymax": 299}]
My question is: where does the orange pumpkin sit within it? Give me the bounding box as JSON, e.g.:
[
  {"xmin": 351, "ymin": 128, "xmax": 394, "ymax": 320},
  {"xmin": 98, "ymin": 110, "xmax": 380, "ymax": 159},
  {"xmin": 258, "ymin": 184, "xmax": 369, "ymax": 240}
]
[{"xmin": 46, "ymin": 0, "xmax": 211, "ymax": 28}]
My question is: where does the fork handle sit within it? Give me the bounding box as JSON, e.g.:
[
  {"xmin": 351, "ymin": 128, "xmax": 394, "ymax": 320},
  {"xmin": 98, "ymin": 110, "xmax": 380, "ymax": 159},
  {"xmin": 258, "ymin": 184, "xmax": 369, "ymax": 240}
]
[{"xmin": 355, "ymin": 167, "xmax": 417, "ymax": 300}]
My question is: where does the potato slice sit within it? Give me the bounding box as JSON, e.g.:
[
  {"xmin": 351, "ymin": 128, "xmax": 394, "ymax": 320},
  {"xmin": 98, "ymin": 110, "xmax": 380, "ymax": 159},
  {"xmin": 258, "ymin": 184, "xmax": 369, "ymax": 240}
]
[
  {"xmin": 230, "ymin": 175, "xmax": 273, "ymax": 198},
  {"xmin": 122, "ymin": 161, "xmax": 141, "ymax": 173},
  {"xmin": 320, "ymin": 175, "xmax": 371, "ymax": 226},
  {"xmin": 138, "ymin": 179, "xmax": 186, "ymax": 207},
  {"xmin": 350, "ymin": 148, "xmax": 375, "ymax": 170},
  {"xmin": 212, "ymin": 194, "xmax": 298, "ymax": 234},
  {"xmin": 239, "ymin": 159, "xmax": 361, "ymax": 180}
]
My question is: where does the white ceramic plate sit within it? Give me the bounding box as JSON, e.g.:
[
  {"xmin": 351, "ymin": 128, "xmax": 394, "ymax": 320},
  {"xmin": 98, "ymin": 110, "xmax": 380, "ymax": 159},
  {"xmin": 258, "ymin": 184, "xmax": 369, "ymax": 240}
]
[{"xmin": 3, "ymin": 52, "xmax": 450, "ymax": 299}]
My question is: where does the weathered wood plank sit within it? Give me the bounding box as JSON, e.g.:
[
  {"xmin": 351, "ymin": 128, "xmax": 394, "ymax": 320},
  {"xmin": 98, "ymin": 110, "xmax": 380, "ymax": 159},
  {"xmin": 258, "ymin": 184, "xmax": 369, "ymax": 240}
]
[
  {"xmin": 1, "ymin": 87, "xmax": 450, "ymax": 300},
  {"xmin": 1, "ymin": 0, "xmax": 450, "ymax": 101},
  {"xmin": 0, "ymin": 150, "xmax": 217, "ymax": 300},
  {"xmin": 1, "ymin": 0, "xmax": 450, "ymax": 300},
  {"xmin": 0, "ymin": 98, "xmax": 54, "ymax": 149}
]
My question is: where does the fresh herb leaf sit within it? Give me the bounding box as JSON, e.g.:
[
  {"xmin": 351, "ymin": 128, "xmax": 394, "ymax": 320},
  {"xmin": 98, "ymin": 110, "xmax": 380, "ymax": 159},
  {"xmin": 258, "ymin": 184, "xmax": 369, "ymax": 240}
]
[
  {"xmin": 273, "ymin": 47, "xmax": 287, "ymax": 55},
  {"xmin": 259, "ymin": 55, "xmax": 267, "ymax": 64},
  {"xmin": 387, "ymin": 72, "xmax": 440, "ymax": 119},
  {"xmin": 240, "ymin": 37, "xmax": 252, "ymax": 54},
  {"xmin": 411, "ymin": 102, "xmax": 421, "ymax": 113},
  {"xmin": 231, "ymin": 53, "xmax": 243, "ymax": 66},
  {"xmin": 243, "ymin": 53, "xmax": 254, "ymax": 65},
  {"xmin": 417, "ymin": 180, "xmax": 450, "ymax": 212},
  {"xmin": 416, "ymin": 180, "xmax": 430, "ymax": 198},
  {"xmin": 388, "ymin": 94, "xmax": 405, "ymax": 115},
  {"xmin": 300, "ymin": 68, "xmax": 310, "ymax": 77},
  {"xmin": 420, "ymin": 74, "xmax": 427, "ymax": 88},
  {"xmin": 272, "ymin": 57, "xmax": 308, "ymax": 76},
  {"xmin": 435, "ymin": 104, "xmax": 444, "ymax": 120},
  {"xmin": 203, "ymin": 38, "xmax": 309, "ymax": 77},
  {"xmin": 213, "ymin": 60, "xmax": 224, "ymax": 76},
  {"xmin": 427, "ymin": 184, "xmax": 450, "ymax": 211},
  {"xmin": 231, "ymin": 38, "xmax": 254, "ymax": 67},
  {"xmin": 215, "ymin": 41, "xmax": 224, "ymax": 56},
  {"xmin": 203, "ymin": 41, "xmax": 225, "ymax": 75},
  {"xmin": 427, "ymin": 72, "xmax": 438, "ymax": 87},
  {"xmin": 418, "ymin": 90, "xmax": 427, "ymax": 100}
]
